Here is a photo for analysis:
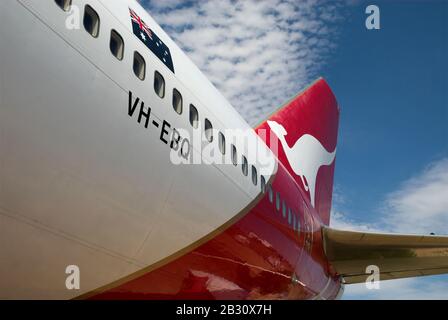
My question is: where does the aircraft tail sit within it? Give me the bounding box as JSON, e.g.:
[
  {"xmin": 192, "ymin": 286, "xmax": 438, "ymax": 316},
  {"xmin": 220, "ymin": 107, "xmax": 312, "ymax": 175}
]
[{"xmin": 256, "ymin": 78, "xmax": 339, "ymax": 225}]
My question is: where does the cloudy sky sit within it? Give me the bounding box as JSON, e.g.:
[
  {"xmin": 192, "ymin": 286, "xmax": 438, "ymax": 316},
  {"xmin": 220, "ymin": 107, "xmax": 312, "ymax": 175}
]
[
  {"xmin": 141, "ymin": 0, "xmax": 448, "ymax": 299},
  {"xmin": 142, "ymin": 0, "xmax": 350, "ymax": 125}
]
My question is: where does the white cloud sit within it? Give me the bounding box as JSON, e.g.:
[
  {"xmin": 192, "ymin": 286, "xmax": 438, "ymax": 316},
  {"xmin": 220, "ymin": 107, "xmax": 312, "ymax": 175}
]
[
  {"xmin": 141, "ymin": 0, "xmax": 346, "ymax": 125},
  {"xmin": 382, "ymin": 158, "xmax": 448, "ymax": 235},
  {"xmin": 343, "ymin": 276, "xmax": 448, "ymax": 300},
  {"xmin": 330, "ymin": 210, "xmax": 383, "ymax": 233},
  {"xmin": 331, "ymin": 158, "xmax": 448, "ymax": 235},
  {"xmin": 330, "ymin": 158, "xmax": 448, "ymax": 299}
]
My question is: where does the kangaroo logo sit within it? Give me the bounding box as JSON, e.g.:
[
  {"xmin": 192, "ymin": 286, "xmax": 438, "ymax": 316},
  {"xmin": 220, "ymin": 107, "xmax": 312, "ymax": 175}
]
[{"xmin": 267, "ymin": 120, "xmax": 336, "ymax": 208}]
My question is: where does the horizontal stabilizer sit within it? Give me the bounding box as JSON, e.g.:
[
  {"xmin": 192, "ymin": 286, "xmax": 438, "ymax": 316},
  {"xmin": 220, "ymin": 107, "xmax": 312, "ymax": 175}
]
[{"xmin": 322, "ymin": 227, "xmax": 448, "ymax": 284}]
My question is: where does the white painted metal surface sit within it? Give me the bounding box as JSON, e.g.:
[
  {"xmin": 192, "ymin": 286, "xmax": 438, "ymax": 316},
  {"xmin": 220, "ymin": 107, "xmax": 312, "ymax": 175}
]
[{"xmin": 0, "ymin": 0, "xmax": 277, "ymax": 298}]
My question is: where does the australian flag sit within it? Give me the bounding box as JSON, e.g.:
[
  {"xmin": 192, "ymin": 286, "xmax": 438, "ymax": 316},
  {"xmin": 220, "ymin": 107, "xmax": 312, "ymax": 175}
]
[{"xmin": 129, "ymin": 8, "xmax": 175, "ymax": 73}]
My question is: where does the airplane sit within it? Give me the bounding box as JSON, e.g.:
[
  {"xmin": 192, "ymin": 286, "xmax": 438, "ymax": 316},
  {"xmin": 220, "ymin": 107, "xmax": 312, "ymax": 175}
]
[{"xmin": 0, "ymin": 0, "xmax": 447, "ymax": 300}]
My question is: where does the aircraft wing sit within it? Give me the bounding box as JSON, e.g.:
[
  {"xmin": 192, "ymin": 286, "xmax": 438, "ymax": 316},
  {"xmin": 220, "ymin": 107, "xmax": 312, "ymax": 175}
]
[{"xmin": 322, "ymin": 227, "xmax": 448, "ymax": 284}]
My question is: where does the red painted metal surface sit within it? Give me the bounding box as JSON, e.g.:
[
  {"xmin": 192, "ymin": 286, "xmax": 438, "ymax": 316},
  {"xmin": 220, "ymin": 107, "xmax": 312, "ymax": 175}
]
[{"xmin": 89, "ymin": 79, "xmax": 341, "ymax": 300}]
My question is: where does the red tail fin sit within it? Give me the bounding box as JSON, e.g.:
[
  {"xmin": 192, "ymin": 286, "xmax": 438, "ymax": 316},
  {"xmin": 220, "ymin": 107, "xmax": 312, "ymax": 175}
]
[{"xmin": 256, "ymin": 78, "xmax": 339, "ymax": 225}]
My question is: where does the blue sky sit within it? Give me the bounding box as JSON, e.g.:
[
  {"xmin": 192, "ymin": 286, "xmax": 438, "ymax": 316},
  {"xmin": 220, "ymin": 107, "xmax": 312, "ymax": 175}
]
[
  {"xmin": 328, "ymin": 0, "xmax": 447, "ymax": 225},
  {"xmin": 324, "ymin": 0, "xmax": 448, "ymax": 299},
  {"xmin": 143, "ymin": 0, "xmax": 448, "ymax": 299}
]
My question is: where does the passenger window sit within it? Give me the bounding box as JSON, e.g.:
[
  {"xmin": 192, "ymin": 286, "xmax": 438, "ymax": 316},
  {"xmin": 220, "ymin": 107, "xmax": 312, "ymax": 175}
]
[
  {"xmin": 204, "ymin": 119, "xmax": 213, "ymax": 142},
  {"xmin": 251, "ymin": 166, "xmax": 257, "ymax": 186},
  {"xmin": 154, "ymin": 71, "xmax": 165, "ymax": 98},
  {"xmin": 189, "ymin": 104, "xmax": 198, "ymax": 129},
  {"xmin": 282, "ymin": 200, "xmax": 287, "ymax": 218},
  {"xmin": 83, "ymin": 5, "xmax": 100, "ymax": 38},
  {"xmin": 172, "ymin": 89, "xmax": 182, "ymax": 114},
  {"xmin": 242, "ymin": 156, "xmax": 248, "ymax": 176},
  {"xmin": 268, "ymin": 185, "xmax": 273, "ymax": 203},
  {"xmin": 231, "ymin": 144, "xmax": 238, "ymax": 166},
  {"xmin": 275, "ymin": 192, "xmax": 281, "ymax": 211},
  {"xmin": 133, "ymin": 52, "xmax": 146, "ymax": 80},
  {"xmin": 110, "ymin": 30, "xmax": 124, "ymax": 60},
  {"xmin": 55, "ymin": 0, "xmax": 71, "ymax": 11},
  {"xmin": 219, "ymin": 132, "xmax": 226, "ymax": 155},
  {"xmin": 261, "ymin": 176, "xmax": 266, "ymax": 193},
  {"xmin": 293, "ymin": 213, "xmax": 297, "ymax": 230}
]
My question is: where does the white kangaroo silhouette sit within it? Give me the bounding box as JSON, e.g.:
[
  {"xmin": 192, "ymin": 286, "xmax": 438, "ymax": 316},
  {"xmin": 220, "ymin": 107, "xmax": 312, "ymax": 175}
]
[{"xmin": 267, "ymin": 120, "xmax": 336, "ymax": 208}]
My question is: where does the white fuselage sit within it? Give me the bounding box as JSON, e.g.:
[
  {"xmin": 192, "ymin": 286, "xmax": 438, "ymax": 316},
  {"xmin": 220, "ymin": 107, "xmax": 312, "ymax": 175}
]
[{"xmin": 0, "ymin": 0, "xmax": 276, "ymax": 299}]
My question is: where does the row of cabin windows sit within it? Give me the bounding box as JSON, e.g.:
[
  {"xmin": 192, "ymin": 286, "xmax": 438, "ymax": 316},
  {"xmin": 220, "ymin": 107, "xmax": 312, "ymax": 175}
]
[
  {"xmin": 266, "ymin": 185, "xmax": 301, "ymax": 233},
  {"xmin": 55, "ymin": 0, "xmax": 266, "ymax": 192},
  {"xmin": 59, "ymin": 1, "xmax": 164, "ymax": 97}
]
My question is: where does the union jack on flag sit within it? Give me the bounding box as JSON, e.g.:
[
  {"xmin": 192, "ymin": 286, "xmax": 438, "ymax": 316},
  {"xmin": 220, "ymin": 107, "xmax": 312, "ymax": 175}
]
[{"xmin": 130, "ymin": 8, "xmax": 152, "ymax": 40}]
